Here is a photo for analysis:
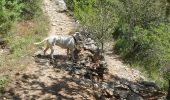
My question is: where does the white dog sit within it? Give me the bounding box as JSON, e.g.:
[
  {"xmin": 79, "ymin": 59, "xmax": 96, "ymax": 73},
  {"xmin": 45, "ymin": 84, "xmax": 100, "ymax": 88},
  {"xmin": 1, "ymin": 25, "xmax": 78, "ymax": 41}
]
[{"xmin": 34, "ymin": 32, "xmax": 82, "ymax": 60}]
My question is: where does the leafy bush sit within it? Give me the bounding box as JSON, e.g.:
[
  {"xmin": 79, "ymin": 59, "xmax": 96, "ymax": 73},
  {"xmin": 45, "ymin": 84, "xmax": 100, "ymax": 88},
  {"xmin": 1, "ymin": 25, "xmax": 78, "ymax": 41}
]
[
  {"xmin": 0, "ymin": 0, "xmax": 43, "ymax": 37},
  {"xmin": 20, "ymin": 0, "xmax": 42, "ymax": 20},
  {"xmin": 113, "ymin": 0, "xmax": 170, "ymax": 88},
  {"xmin": 0, "ymin": 76, "xmax": 8, "ymax": 93},
  {"xmin": 114, "ymin": 38, "xmax": 130, "ymax": 56},
  {"xmin": 0, "ymin": 0, "xmax": 23, "ymax": 36}
]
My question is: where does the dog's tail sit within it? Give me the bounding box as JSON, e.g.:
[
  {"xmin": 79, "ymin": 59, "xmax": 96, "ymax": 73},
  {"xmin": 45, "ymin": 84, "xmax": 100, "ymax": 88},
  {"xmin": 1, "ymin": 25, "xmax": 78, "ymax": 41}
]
[{"xmin": 34, "ymin": 38, "xmax": 48, "ymax": 45}]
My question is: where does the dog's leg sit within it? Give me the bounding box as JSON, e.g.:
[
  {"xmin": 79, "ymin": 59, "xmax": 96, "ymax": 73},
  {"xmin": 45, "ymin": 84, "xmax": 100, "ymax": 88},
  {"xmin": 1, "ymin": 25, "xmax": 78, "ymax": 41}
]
[
  {"xmin": 67, "ymin": 48, "xmax": 72, "ymax": 60},
  {"xmin": 71, "ymin": 50, "xmax": 75, "ymax": 61},
  {"xmin": 67, "ymin": 48, "xmax": 69, "ymax": 56},
  {"xmin": 44, "ymin": 45, "xmax": 49, "ymax": 55},
  {"xmin": 49, "ymin": 45, "xmax": 54, "ymax": 59}
]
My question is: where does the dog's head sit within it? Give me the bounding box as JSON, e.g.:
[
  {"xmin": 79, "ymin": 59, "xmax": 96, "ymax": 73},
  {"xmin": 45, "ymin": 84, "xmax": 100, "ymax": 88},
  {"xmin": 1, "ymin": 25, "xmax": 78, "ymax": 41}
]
[{"xmin": 73, "ymin": 32, "xmax": 82, "ymax": 41}]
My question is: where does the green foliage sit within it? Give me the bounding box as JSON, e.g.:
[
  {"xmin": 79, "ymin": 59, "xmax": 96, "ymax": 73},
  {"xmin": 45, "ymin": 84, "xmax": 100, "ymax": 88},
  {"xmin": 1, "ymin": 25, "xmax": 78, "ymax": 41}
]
[
  {"xmin": 114, "ymin": 0, "xmax": 166, "ymax": 30},
  {"xmin": 114, "ymin": 22, "xmax": 170, "ymax": 90},
  {"xmin": 20, "ymin": 0, "xmax": 42, "ymax": 20},
  {"xmin": 0, "ymin": 76, "xmax": 8, "ymax": 93},
  {"xmin": 0, "ymin": 0, "xmax": 43, "ymax": 37},
  {"xmin": 117, "ymin": 24, "xmax": 170, "ymax": 71},
  {"xmin": 74, "ymin": 0, "xmax": 117, "ymax": 50},
  {"xmin": 113, "ymin": 0, "xmax": 170, "ymax": 90},
  {"xmin": 74, "ymin": 0, "xmax": 95, "ymax": 24},
  {"xmin": 114, "ymin": 38, "xmax": 130, "ymax": 55},
  {"xmin": 0, "ymin": 0, "xmax": 23, "ymax": 36}
]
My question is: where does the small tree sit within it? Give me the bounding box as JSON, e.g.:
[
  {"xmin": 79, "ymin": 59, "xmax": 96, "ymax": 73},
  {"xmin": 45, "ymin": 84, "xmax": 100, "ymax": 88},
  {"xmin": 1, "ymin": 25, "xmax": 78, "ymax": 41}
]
[{"xmin": 74, "ymin": 0, "xmax": 117, "ymax": 51}]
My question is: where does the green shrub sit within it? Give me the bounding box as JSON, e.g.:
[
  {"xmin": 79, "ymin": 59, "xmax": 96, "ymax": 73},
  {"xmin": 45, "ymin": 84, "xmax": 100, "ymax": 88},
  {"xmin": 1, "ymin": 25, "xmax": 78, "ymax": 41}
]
[
  {"xmin": 20, "ymin": 0, "xmax": 42, "ymax": 20},
  {"xmin": 114, "ymin": 23, "xmax": 170, "ymax": 90},
  {"xmin": 0, "ymin": 76, "xmax": 8, "ymax": 93},
  {"xmin": 0, "ymin": 0, "xmax": 23, "ymax": 36},
  {"xmin": 112, "ymin": 0, "xmax": 170, "ymax": 90},
  {"xmin": 0, "ymin": 0, "xmax": 43, "ymax": 37},
  {"xmin": 114, "ymin": 38, "xmax": 130, "ymax": 56}
]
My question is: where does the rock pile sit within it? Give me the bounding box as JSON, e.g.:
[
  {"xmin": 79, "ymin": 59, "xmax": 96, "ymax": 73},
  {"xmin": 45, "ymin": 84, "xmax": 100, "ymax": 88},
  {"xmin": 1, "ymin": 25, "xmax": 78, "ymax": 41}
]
[
  {"xmin": 72, "ymin": 37, "xmax": 166, "ymax": 100},
  {"xmin": 97, "ymin": 79, "xmax": 166, "ymax": 100},
  {"xmin": 75, "ymin": 38, "xmax": 108, "ymax": 83}
]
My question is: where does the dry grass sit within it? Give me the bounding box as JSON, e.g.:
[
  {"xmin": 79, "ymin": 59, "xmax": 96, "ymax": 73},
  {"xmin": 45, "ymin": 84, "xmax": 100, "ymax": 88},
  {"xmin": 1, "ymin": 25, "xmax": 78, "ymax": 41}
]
[
  {"xmin": 0, "ymin": 14, "xmax": 50, "ymax": 92},
  {"xmin": 15, "ymin": 21, "xmax": 35, "ymax": 36}
]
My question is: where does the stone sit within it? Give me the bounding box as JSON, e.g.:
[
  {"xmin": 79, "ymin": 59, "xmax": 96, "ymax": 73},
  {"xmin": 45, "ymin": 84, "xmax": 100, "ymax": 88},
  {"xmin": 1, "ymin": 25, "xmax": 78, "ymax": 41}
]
[
  {"xmin": 55, "ymin": 0, "xmax": 67, "ymax": 12},
  {"xmin": 127, "ymin": 92, "xmax": 144, "ymax": 100},
  {"xmin": 34, "ymin": 50, "xmax": 43, "ymax": 56},
  {"xmin": 102, "ymin": 88, "xmax": 114, "ymax": 98},
  {"xmin": 22, "ymin": 74, "xmax": 29, "ymax": 79},
  {"xmin": 34, "ymin": 58, "xmax": 48, "ymax": 64}
]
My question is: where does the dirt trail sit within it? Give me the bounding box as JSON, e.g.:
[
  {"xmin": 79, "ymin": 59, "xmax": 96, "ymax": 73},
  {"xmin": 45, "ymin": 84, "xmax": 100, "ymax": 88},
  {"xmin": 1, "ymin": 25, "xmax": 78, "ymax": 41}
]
[
  {"xmin": 43, "ymin": 0, "xmax": 75, "ymax": 36},
  {"xmin": 105, "ymin": 53, "xmax": 145, "ymax": 81},
  {"xmin": 104, "ymin": 43, "xmax": 145, "ymax": 82},
  {"xmin": 42, "ymin": 0, "xmax": 76, "ymax": 55},
  {"xmin": 2, "ymin": 0, "xmax": 145, "ymax": 99}
]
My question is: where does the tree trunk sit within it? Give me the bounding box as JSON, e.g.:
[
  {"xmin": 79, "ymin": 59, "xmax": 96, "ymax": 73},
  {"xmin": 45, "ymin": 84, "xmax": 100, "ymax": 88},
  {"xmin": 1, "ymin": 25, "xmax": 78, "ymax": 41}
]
[
  {"xmin": 166, "ymin": 0, "xmax": 170, "ymax": 17},
  {"xmin": 101, "ymin": 42, "xmax": 104, "ymax": 54},
  {"xmin": 167, "ymin": 80, "xmax": 170, "ymax": 100},
  {"xmin": 101, "ymin": 42, "xmax": 103, "ymax": 51}
]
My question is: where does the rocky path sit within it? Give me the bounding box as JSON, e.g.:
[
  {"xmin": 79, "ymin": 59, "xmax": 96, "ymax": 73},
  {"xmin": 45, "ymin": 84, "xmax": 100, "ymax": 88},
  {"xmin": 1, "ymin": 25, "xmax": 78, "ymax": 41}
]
[
  {"xmin": 43, "ymin": 0, "xmax": 76, "ymax": 35},
  {"xmin": 1, "ymin": 0, "xmax": 154, "ymax": 100},
  {"xmin": 104, "ymin": 49, "xmax": 145, "ymax": 82}
]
